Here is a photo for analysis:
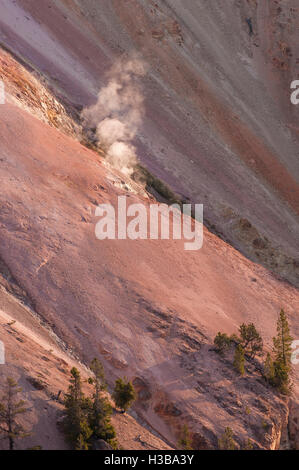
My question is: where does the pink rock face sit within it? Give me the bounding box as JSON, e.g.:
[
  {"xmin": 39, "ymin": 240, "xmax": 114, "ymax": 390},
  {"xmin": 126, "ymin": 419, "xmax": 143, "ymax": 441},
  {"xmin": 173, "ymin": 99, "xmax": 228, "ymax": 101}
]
[
  {"xmin": 0, "ymin": 101, "xmax": 298, "ymax": 448},
  {"xmin": 0, "ymin": 0, "xmax": 298, "ymax": 279},
  {"xmin": 0, "ymin": 1, "xmax": 298, "ymax": 449}
]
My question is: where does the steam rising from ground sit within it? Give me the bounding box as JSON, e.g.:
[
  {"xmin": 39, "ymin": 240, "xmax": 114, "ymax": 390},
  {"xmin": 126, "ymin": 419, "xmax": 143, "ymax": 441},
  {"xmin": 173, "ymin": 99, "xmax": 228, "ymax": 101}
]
[{"xmin": 82, "ymin": 55, "xmax": 146, "ymax": 175}]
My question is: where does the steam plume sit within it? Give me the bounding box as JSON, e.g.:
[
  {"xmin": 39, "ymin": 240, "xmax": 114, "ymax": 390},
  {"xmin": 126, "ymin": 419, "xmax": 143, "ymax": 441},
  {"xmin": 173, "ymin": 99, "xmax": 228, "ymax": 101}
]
[{"xmin": 82, "ymin": 55, "xmax": 146, "ymax": 175}]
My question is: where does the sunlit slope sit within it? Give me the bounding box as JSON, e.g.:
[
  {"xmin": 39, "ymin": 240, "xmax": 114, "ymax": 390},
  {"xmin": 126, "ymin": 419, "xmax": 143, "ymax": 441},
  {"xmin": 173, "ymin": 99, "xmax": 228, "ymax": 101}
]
[
  {"xmin": 0, "ymin": 101, "xmax": 298, "ymax": 447},
  {"xmin": 0, "ymin": 0, "xmax": 298, "ymax": 284}
]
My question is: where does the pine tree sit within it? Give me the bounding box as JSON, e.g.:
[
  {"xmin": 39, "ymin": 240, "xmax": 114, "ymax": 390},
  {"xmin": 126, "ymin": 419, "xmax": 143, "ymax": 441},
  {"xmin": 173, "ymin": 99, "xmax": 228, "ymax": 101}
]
[
  {"xmin": 177, "ymin": 424, "xmax": 193, "ymax": 450},
  {"xmin": 233, "ymin": 344, "xmax": 245, "ymax": 375},
  {"xmin": 239, "ymin": 323, "xmax": 263, "ymax": 358},
  {"xmin": 88, "ymin": 358, "xmax": 116, "ymax": 447},
  {"xmin": 272, "ymin": 309, "xmax": 293, "ymax": 394},
  {"xmin": 273, "ymin": 309, "xmax": 293, "ymax": 368},
  {"xmin": 89, "ymin": 358, "xmax": 106, "ymax": 392},
  {"xmin": 113, "ymin": 377, "xmax": 136, "ymax": 412},
  {"xmin": 62, "ymin": 367, "xmax": 92, "ymax": 450},
  {"xmin": 264, "ymin": 353, "xmax": 275, "ymax": 384},
  {"xmin": 218, "ymin": 427, "xmax": 236, "ymax": 450},
  {"xmin": 273, "ymin": 361, "xmax": 290, "ymax": 394},
  {"xmin": 0, "ymin": 377, "xmax": 30, "ymax": 450}
]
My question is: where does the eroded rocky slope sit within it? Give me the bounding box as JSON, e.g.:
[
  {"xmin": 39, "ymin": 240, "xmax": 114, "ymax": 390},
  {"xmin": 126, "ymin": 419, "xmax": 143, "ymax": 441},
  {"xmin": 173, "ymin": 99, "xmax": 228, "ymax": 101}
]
[
  {"xmin": 0, "ymin": 0, "xmax": 298, "ymax": 284},
  {"xmin": 0, "ymin": 90, "xmax": 298, "ymax": 447},
  {"xmin": 0, "ymin": 0, "xmax": 298, "ymax": 450}
]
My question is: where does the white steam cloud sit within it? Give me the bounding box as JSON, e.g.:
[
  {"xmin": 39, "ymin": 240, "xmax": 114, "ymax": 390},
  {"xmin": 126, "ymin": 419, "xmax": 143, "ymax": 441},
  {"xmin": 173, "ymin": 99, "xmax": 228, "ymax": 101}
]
[{"xmin": 82, "ymin": 55, "xmax": 146, "ymax": 175}]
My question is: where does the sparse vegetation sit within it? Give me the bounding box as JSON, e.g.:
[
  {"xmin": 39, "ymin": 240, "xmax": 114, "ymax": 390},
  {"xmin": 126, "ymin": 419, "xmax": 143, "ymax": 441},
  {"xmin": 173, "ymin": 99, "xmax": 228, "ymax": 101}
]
[
  {"xmin": 273, "ymin": 309, "xmax": 293, "ymax": 366},
  {"xmin": 88, "ymin": 358, "xmax": 117, "ymax": 448},
  {"xmin": 112, "ymin": 377, "xmax": 136, "ymax": 413},
  {"xmin": 263, "ymin": 309, "xmax": 293, "ymax": 394},
  {"xmin": 214, "ymin": 322, "xmax": 263, "ymax": 362},
  {"xmin": 213, "ymin": 311, "xmax": 293, "ymax": 392},
  {"xmin": 233, "ymin": 344, "xmax": 245, "ymax": 375},
  {"xmin": 243, "ymin": 438, "xmax": 253, "ymax": 450},
  {"xmin": 0, "ymin": 377, "xmax": 31, "ymax": 450},
  {"xmin": 264, "ymin": 352, "xmax": 276, "ymax": 384},
  {"xmin": 62, "ymin": 360, "xmax": 117, "ymax": 450},
  {"xmin": 133, "ymin": 164, "xmax": 186, "ymax": 208},
  {"xmin": 214, "ymin": 332, "xmax": 232, "ymax": 354},
  {"xmin": 62, "ymin": 367, "xmax": 92, "ymax": 450},
  {"xmin": 239, "ymin": 323, "xmax": 263, "ymax": 358},
  {"xmin": 272, "ymin": 361, "xmax": 290, "ymax": 394},
  {"xmin": 177, "ymin": 424, "xmax": 193, "ymax": 450},
  {"xmin": 218, "ymin": 427, "xmax": 237, "ymax": 450}
]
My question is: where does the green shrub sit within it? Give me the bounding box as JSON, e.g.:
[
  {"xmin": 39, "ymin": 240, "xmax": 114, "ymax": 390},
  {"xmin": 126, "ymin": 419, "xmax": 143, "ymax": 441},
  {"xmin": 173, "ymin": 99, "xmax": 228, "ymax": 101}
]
[
  {"xmin": 177, "ymin": 424, "xmax": 193, "ymax": 450},
  {"xmin": 218, "ymin": 427, "xmax": 237, "ymax": 450},
  {"xmin": 233, "ymin": 345, "xmax": 245, "ymax": 375},
  {"xmin": 214, "ymin": 332, "xmax": 232, "ymax": 354},
  {"xmin": 113, "ymin": 377, "xmax": 136, "ymax": 412},
  {"xmin": 239, "ymin": 323, "xmax": 263, "ymax": 358}
]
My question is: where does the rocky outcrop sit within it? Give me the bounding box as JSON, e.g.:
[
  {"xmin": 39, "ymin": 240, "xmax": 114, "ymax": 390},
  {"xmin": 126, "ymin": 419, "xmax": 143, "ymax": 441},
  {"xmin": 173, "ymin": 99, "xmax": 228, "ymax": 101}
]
[
  {"xmin": 288, "ymin": 399, "xmax": 299, "ymax": 449},
  {"xmin": 91, "ymin": 439, "xmax": 113, "ymax": 451}
]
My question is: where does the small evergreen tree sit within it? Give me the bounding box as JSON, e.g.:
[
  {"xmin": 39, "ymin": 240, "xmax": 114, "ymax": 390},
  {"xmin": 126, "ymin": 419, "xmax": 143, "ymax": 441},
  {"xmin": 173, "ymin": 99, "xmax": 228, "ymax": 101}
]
[
  {"xmin": 233, "ymin": 345, "xmax": 245, "ymax": 375},
  {"xmin": 264, "ymin": 353, "xmax": 275, "ymax": 384},
  {"xmin": 218, "ymin": 427, "xmax": 236, "ymax": 450},
  {"xmin": 88, "ymin": 358, "xmax": 116, "ymax": 447},
  {"xmin": 113, "ymin": 378, "xmax": 136, "ymax": 412},
  {"xmin": 272, "ymin": 309, "xmax": 293, "ymax": 394},
  {"xmin": 273, "ymin": 309, "xmax": 293, "ymax": 368},
  {"xmin": 273, "ymin": 362, "xmax": 290, "ymax": 394},
  {"xmin": 0, "ymin": 377, "xmax": 30, "ymax": 450},
  {"xmin": 89, "ymin": 358, "xmax": 106, "ymax": 392},
  {"xmin": 214, "ymin": 332, "xmax": 232, "ymax": 354},
  {"xmin": 177, "ymin": 424, "xmax": 193, "ymax": 450},
  {"xmin": 239, "ymin": 323, "xmax": 263, "ymax": 358},
  {"xmin": 62, "ymin": 367, "xmax": 92, "ymax": 450}
]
